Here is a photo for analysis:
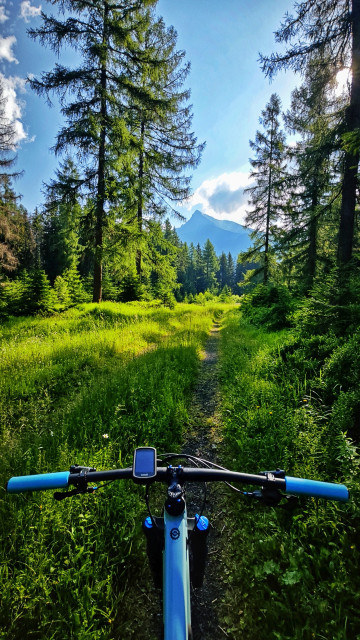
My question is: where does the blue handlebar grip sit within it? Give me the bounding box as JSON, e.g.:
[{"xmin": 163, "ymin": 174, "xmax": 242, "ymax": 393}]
[
  {"xmin": 285, "ymin": 476, "xmax": 349, "ymax": 502},
  {"xmin": 6, "ymin": 472, "xmax": 70, "ymax": 494}
]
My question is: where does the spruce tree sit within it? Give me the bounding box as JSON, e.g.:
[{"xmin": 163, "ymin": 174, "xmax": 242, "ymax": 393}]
[
  {"xmin": 227, "ymin": 252, "xmax": 235, "ymax": 290},
  {"xmin": 42, "ymin": 158, "xmax": 84, "ymax": 282},
  {"xmin": 29, "ymin": 0, "xmax": 157, "ymax": 302},
  {"xmin": 193, "ymin": 243, "xmax": 206, "ymax": 293},
  {"xmin": 124, "ymin": 16, "xmax": 204, "ymax": 280},
  {"xmin": 281, "ymin": 60, "xmax": 340, "ymax": 293},
  {"xmin": 245, "ymin": 93, "xmax": 286, "ymax": 284},
  {"xmin": 260, "ymin": 0, "xmax": 360, "ymax": 268},
  {"xmin": 218, "ymin": 252, "xmax": 228, "ymax": 290},
  {"xmin": 202, "ymin": 239, "xmax": 219, "ymax": 291}
]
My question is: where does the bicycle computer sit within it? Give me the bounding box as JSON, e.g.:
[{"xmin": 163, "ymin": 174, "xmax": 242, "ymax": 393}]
[{"xmin": 133, "ymin": 447, "xmax": 157, "ymax": 483}]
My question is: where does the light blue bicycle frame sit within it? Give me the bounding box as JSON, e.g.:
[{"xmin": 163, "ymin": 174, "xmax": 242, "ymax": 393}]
[
  {"xmin": 6, "ymin": 465, "xmax": 349, "ymax": 640},
  {"xmin": 163, "ymin": 507, "xmax": 191, "ymax": 640}
]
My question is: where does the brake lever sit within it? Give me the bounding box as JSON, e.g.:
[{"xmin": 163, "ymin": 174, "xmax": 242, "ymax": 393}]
[
  {"xmin": 54, "ymin": 487, "xmax": 98, "ymax": 501},
  {"xmin": 247, "ymin": 488, "xmax": 283, "ymax": 506},
  {"xmin": 246, "ymin": 489, "xmax": 298, "ymax": 508}
]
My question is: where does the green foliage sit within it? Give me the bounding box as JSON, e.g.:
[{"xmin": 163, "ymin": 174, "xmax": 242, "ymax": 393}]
[
  {"xmin": 218, "ymin": 310, "xmax": 360, "ymax": 640},
  {"xmin": 62, "ymin": 266, "xmax": 91, "ymax": 305},
  {"xmin": 219, "ymin": 285, "xmax": 232, "ymax": 302},
  {"xmin": 4, "ymin": 269, "xmax": 57, "ymax": 316},
  {"xmin": 53, "ymin": 268, "xmax": 91, "ymax": 308},
  {"xmin": 245, "ymin": 93, "xmax": 287, "ymax": 284},
  {"xmin": 0, "ymin": 301, "xmax": 231, "ymax": 639},
  {"xmin": 0, "ymin": 281, "xmax": 8, "ymax": 319},
  {"xmin": 118, "ymin": 272, "xmax": 144, "ymax": 302},
  {"xmin": 341, "ymin": 128, "xmax": 360, "ymax": 155},
  {"xmin": 53, "ymin": 274, "xmax": 71, "ymax": 307},
  {"xmin": 240, "ymin": 283, "xmax": 295, "ymax": 330},
  {"xmin": 293, "ymin": 267, "xmax": 360, "ymax": 339}
]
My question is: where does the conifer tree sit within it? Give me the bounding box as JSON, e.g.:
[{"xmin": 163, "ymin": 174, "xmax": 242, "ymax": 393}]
[
  {"xmin": 260, "ymin": 0, "xmax": 360, "ymax": 268},
  {"xmin": 42, "ymin": 158, "xmax": 84, "ymax": 282},
  {"xmin": 176, "ymin": 242, "xmax": 194, "ymax": 299},
  {"xmin": 227, "ymin": 252, "xmax": 235, "ymax": 290},
  {"xmin": 0, "ymin": 177, "xmax": 33, "ymax": 276},
  {"xmin": 0, "ymin": 79, "xmax": 31, "ymax": 275},
  {"xmin": 218, "ymin": 252, "xmax": 228, "ymax": 290},
  {"xmin": 202, "ymin": 238, "xmax": 219, "ymax": 291},
  {"xmin": 281, "ymin": 61, "xmax": 341, "ymax": 292},
  {"xmin": 245, "ymin": 93, "xmax": 286, "ymax": 284},
  {"xmin": 217, "ymin": 251, "xmax": 235, "ymax": 291},
  {"xmin": 29, "ymin": 0, "xmax": 157, "ymax": 302},
  {"xmin": 124, "ymin": 16, "xmax": 204, "ymax": 280},
  {"xmin": 193, "ymin": 243, "xmax": 205, "ymax": 293}
]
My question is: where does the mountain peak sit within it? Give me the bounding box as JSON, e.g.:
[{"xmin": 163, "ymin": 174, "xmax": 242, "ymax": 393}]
[{"xmin": 177, "ymin": 210, "xmax": 251, "ymax": 257}]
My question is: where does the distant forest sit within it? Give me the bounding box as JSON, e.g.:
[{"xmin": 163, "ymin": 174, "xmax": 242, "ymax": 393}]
[{"xmin": 1, "ymin": 0, "xmax": 360, "ymax": 318}]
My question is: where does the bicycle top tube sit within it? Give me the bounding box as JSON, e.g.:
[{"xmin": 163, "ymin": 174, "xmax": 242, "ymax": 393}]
[{"xmin": 6, "ymin": 464, "xmax": 350, "ymax": 502}]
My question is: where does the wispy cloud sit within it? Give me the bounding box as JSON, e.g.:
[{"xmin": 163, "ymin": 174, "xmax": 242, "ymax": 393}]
[
  {"xmin": 185, "ymin": 170, "xmax": 253, "ymax": 225},
  {"xmin": 20, "ymin": 1, "xmax": 42, "ymax": 22},
  {"xmin": 0, "ymin": 4, "xmax": 9, "ymax": 23},
  {"xmin": 0, "ymin": 35, "xmax": 18, "ymax": 64},
  {"xmin": 0, "ymin": 73, "xmax": 27, "ymax": 144}
]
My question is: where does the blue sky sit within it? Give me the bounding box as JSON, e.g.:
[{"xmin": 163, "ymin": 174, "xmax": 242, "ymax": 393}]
[{"xmin": 1, "ymin": 0, "xmax": 300, "ymax": 225}]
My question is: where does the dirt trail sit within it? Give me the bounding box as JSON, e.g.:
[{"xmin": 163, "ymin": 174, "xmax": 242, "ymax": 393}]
[
  {"xmin": 182, "ymin": 321, "xmax": 228, "ymax": 640},
  {"xmin": 141, "ymin": 321, "xmax": 228, "ymax": 640}
]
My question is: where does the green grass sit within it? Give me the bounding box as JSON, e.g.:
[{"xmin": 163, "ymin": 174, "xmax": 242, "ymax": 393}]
[
  {"xmin": 0, "ymin": 301, "xmax": 232, "ymax": 640},
  {"xmin": 218, "ymin": 309, "xmax": 360, "ymax": 640}
]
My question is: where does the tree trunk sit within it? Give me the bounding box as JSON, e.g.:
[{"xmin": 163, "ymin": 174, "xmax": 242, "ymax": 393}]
[
  {"xmin": 136, "ymin": 120, "xmax": 145, "ymax": 279},
  {"xmin": 93, "ymin": 3, "xmax": 108, "ymax": 303},
  {"xmin": 306, "ymin": 188, "xmax": 318, "ymax": 293},
  {"xmin": 337, "ymin": 0, "xmax": 360, "ymax": 266},
  {"xmin": 264, "ymin": 120, "xmax": 274, "ymax": 285}
]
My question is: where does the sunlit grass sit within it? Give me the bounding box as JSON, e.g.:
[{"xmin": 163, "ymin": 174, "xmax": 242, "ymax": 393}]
[
  {"xmin": 218, "ymin": 309, "xmax": 360, "ymax": 640},
  {"xmin": 0, "ymin": 300, "xmax": 233, "ymax": 639}
]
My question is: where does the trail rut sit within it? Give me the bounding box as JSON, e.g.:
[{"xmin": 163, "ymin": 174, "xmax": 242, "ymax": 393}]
[
  {"xmin": 140, "ymin": 321, "xmax": 228, "ymax": 640},
  {"xmin": 182, "ymin": 321, "xmax": 228, "ymax": 640}
]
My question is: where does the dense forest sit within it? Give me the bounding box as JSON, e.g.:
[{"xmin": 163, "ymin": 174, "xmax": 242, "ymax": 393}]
[
  {"xmin": 1, "ymin": 1, "xmax": 359, "ymax": 316},
  {"xmin": 1, "ymin": 0, "xmax": 360, "ymax": 638}
]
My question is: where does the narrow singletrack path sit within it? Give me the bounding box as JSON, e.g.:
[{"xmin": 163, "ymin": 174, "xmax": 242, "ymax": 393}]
[
  {"xmin": 182, "ymin": 321, "xmax": 229, "ymax": 640},
  {"xmin": 140, "ymin": 320, "xmax": 229, "ymax": 640}
]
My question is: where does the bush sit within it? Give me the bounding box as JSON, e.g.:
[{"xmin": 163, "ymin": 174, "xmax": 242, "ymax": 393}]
[
  {"xmin": 4, "ymin": 270, "xmax": 57, "ymax": 316},
  {"xmin": 0, "ymin": 281, "xmax": 9, "ymax": 319},
  {"xmin": 62, "ymin": 266, "xmax": 91, "ymax": 304},
  {"xmin": 54, "ymin": 275, "xmax": 72, "ymax": 307},
  {"xmin": 241, "ymin": 283, "xmax": 295, "ymax": 330},
  {"xmin": 294, "ymin": 267, "xmax": 360, "ymax": 338}
]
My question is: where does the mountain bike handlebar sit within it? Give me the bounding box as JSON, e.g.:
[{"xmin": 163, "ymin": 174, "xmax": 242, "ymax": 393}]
[{"xmin": 6, "ymin": 465, "xmax": 349, "ymax": 502}]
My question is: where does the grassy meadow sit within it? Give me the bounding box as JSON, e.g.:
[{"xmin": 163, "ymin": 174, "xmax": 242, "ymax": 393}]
[
  {"xmin": 2, "ymin": 301, "xmax": 359, "ymax": 640},
  {"xmin": 218, "ymin": 310, "xmax": 360, "ymax": 640},
  {"xmin": 0, "ymin": 301, "xmax": 231, "ymax": 639}
]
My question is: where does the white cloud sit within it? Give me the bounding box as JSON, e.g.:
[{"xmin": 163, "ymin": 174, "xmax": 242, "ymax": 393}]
[
  {"xmin": 0, "ymin": 5, "xmax": 9, "ymax": 23},
  {"xmin": 20, "ymin": 1, "xmax": 42, "ymax": 22},
  {"xmin": 0, "ymin": 73, "xmax": 27, "ymax": 144},
  {"xmin": 185, "ymin": 170, "xmax": 253, "ymax": 225},
  {"xmin": 0, "ymin": 35, "xmax": 18, "ymax": 64},
  {"xmin": 335, "ymin": 68, "xmax": 351, "ymax": 97}
]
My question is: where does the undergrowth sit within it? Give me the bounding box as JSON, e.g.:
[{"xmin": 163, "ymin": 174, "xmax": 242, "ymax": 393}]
[
  {"xmin": 0, "ymin": 301, "xmax": 231, "ymax": 639},
  {"xmin": 218, "ymin": 309, "xmax": 360, "ymax": 640}
]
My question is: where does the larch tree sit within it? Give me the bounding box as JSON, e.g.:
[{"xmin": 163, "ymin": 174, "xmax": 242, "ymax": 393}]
[
  {"xmin": 260, "ymin": 0, "xmax": 360, "ymax": 269},
  {"xmin": 245, "ymin": 93, "xmax": 287, "ymax": 284}
]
